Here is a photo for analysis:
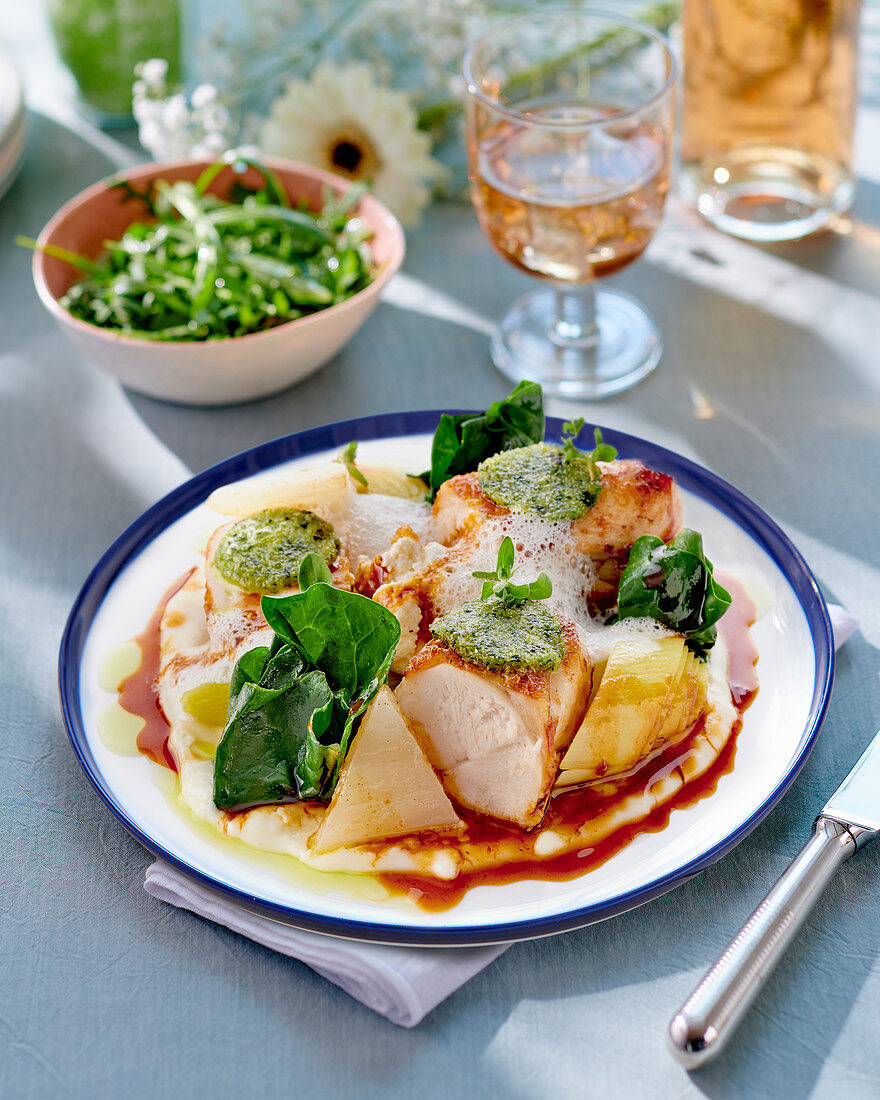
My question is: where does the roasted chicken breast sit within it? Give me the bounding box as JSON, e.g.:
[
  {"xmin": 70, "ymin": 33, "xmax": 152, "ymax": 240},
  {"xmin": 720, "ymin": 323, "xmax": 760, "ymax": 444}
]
[
  {"xmin": 433, "ymin": 459, "xmax": 681, "ymax": 579},
  {"xmin": 395, "ymin": 621, "xmax": 591, "ymax": 828},
  {"xmin": 367, "ymin": 459, "xmax": 682, "ymax": 664}
]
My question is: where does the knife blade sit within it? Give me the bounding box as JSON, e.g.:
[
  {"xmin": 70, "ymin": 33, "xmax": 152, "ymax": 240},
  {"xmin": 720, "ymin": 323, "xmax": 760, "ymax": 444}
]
[
  {"xmin": 667, "ymin": 729, "xmax": 880, "ymax": 1068},
  {"xmin": 823, "ymin": 728, "xmax": 880, "ymax": 836}
]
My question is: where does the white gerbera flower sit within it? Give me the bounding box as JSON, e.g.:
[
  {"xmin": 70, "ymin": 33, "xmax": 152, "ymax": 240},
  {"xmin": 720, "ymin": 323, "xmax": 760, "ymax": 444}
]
[{"xmin": 260, "ymin": 62, "xmax": 446, "ymax": 226}]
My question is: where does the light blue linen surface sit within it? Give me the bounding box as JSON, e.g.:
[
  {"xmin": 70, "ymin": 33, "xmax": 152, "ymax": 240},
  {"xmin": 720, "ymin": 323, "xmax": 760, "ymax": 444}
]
[{"xmin": 4, "ymin": 18, "xmax": 880, "ymax": 1099}]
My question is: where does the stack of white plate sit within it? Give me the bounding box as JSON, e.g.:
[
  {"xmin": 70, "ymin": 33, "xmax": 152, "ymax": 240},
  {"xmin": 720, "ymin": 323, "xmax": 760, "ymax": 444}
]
[{"xmin": 0, "ymin": 43, "xmax": 25, "ymax": 202}]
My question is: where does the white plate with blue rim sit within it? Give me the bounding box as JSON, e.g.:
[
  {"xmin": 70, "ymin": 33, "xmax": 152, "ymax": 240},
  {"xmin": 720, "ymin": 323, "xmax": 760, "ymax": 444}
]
[{"xmin": 59, "ymin": 411, "xmax": 833, "ymax": 945}]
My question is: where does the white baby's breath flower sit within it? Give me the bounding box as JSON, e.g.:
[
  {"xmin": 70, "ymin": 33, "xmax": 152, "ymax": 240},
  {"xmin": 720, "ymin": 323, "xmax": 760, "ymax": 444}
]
[
  {"xmin": 199, "ymin": 103, "xmax": 231, "ymax": 134},
  {"xmin": 233, "ymin": 141, "xmax": 262, "ymax": 161},
  {"xmin": 190, "ymin": 83, "xmax": 218, "ymax": 109},
  {"xmin": 132, "ymin": 65, "xmax": 238, "ymax": 160},
  {"xmin": 260, "ymin": 62, "xmax": 446, "ymax": 226},
  {"xmin": 191, "ymin": 131, "xmax": 228, "ymax": 157},
  {"xmin": 136, "ymin": 58, "xmax": 169, "ymax": 91},
  {"xmin": 161, "ymin": 93, "xmax": 190, "ymax": 132}
]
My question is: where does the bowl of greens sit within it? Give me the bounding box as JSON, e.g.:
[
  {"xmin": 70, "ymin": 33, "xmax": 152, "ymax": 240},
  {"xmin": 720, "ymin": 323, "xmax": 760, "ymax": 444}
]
[{"xmin": 26, "ymin": 154, "xmax": 405, "ymax": 405}]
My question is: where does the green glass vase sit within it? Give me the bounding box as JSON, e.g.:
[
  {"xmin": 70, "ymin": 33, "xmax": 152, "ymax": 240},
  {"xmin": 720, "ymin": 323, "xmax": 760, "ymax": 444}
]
[{"xmin": 49, "ymin": 0, "xmax": 181, "ymax": 125}]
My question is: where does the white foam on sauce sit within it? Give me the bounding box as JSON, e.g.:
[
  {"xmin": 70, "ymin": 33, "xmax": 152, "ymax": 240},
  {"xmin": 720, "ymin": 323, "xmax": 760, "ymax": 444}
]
[
  {"xmin": 336, "ymin": 490, "xmax": 432, "ymax": 562},
  {"xmin": 574, "ymin": 617, "xmax": 674, "ymax": 667},
  {"xmin": 334, "ymin": 495, "xmax": 722, "ymax": 676},
  {"xmin": 433, "ymin": 514, "xmax": 597, "ymax": 615},
  {"xmin": 425, "ymin": 512, "xmax": 674, "ymax": 662}
]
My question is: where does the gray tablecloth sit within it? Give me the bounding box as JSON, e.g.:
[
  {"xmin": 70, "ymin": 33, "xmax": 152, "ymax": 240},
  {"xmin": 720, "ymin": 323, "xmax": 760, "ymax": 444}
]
[{"xmin": 5, "ymin": 12, "xmax": 880, "ymax": 1099}]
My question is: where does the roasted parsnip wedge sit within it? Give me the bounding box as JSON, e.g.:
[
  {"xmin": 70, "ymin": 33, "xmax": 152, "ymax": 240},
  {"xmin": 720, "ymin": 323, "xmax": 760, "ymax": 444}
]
[{"xmin": 311, "ymin": 687, "xmax": 461, "ymax": 853}]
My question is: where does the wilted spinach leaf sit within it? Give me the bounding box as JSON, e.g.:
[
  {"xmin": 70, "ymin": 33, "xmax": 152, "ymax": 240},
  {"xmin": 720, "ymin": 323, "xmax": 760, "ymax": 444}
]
[
  {"xmin": 213, "ymin": 569, "xmax": 401, "ymax": 810},
  {"xmin": 213, "ymin": 646, "xmax": 335, "ymax": 808},
  {"xmin": 617, "ymin": 529, "xmax": 732, "ymax": 659},
  {"xmin": 261, "ymin": 583, "xmax": 400, "ymax": 700},
  {"xmin": 297, "ymin": 550, "xmax": 333, "ymax": 591},
  {"xmin": 425, "ymin": 380, "xmax": 544, "ymax": 497}
]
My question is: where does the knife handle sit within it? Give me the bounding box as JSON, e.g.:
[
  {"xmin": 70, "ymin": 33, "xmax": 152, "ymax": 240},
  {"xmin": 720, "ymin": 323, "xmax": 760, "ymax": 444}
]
[{"xmin": 667, "ymin": 816, "xmax": 857, "ymax": 1068}]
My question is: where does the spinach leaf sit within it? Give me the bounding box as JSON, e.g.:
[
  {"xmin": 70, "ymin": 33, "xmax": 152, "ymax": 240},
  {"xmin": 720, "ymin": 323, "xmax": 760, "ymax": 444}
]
[
  {"xmin": 297, "ymin": 551, "xmax": 333, "ymax": 590},
  {"xmin": 213, "ymin": 576, "xmax": 401, "ymax": 809},
  {"xmin": 425, "ymin": 380, "xmax": 544, "ymax": 497},
  {"xmin": 213, "ymin": 647, "xmax": 335, "ymax": 808},
  {"xmin": 261, "ymin": 584, "xmax": 400, "ymax": 700},
  {"xmin": 617, "ymin": 529, "xmax": 732, "ymax": 659}
]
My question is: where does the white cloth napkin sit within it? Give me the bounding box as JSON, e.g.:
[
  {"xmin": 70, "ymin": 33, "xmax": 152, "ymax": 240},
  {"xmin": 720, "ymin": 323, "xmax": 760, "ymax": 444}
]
[
  {"xmin": 144, "ymin": 604, "xmax": 858, "ymax": 1027},
  {"xmin": 144, "ymin": 862, "xmax": 507, "ymax": 1026},
  {"xmin": 828, "ymin": 603, "xmax": 859, "ymax": 648}
]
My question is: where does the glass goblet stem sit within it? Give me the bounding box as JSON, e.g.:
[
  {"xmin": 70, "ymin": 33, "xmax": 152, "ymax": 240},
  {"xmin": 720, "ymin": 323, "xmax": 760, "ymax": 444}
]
[{"xmin": 552, "ymin": 285, "xmax": 599, "ymax": 347}]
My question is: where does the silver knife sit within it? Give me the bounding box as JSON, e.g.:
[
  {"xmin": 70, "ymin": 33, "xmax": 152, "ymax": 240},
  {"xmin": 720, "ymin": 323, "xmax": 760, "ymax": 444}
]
[{"xmin": 667, "ymin": 728, "xmax": 880, "ymax": 1068}]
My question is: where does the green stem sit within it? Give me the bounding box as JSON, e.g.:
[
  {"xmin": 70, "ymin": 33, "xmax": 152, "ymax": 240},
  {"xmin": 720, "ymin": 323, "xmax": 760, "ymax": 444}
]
[
  {"xmin": 229, "ymin": 250, "xmax": 334, "ymax": 303},
  {"xmin": 416, "ymin": 0, "xmax": 678, "ymax": 133},
  {"xmin": 219, "ymin": 0, "xmax": 364, "ymax": 102},
  {"xmin": 195, "ymin": 152, "xmax": 291, "ymax": 208},
  {"xmin": 14, "ymin": 236, "xmax": 102, "ymax": 275},
  {"xmin": 208, "ymin": 204, "xmax": 333, "ymax": 244},
  {"xmin": 156, "ymin": 182, "xmax": 222, "ymax": 312}
]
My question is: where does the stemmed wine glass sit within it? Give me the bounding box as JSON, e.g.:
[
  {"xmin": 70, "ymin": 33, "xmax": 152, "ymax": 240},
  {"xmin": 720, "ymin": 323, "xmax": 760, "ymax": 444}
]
[{"xmin": 463, "ymin": 9, "xmax": 678, "ymax": 399}]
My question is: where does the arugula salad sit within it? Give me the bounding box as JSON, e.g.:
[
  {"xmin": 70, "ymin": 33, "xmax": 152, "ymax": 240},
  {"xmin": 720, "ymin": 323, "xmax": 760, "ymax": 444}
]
[{"xmin": 19, "ymin": 154, "xmax": 373, "ymax": 341}]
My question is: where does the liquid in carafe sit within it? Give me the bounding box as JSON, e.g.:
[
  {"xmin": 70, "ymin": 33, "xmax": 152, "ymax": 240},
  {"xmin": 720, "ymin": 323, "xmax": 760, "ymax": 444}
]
[{"xmin": 680, "ymin": 0, "xmax": 859, "ymax": 234}]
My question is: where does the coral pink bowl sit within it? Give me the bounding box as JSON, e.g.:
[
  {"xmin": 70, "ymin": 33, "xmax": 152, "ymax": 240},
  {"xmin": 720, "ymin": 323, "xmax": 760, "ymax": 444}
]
[{"xmin": 32, "ymin": 157, "xmax": 405, "ymax": 406}]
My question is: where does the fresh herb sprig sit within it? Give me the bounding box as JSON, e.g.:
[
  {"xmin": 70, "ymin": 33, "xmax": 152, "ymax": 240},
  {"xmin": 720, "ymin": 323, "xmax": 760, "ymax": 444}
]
[
  {"xmin": 561, "ymin": 419, "xmax": 617, "ymax": 473},
  {"xmin": 472, "ymin": 536, "xmax": 552, "ymax": 605},
  {"xmin": 335, "ymin": 439, "xmax": 368, "ymax": 487},
  {"xmin": 561, "ymin": 417, "xmax": 585, "ymax": 457},
  {"xmin": 18, "ymin": 154, "xmax": 374, "ymax": 342},
  {"xmin": 430, "ymin": 538, "xmax": 562, "ymax": 673}
]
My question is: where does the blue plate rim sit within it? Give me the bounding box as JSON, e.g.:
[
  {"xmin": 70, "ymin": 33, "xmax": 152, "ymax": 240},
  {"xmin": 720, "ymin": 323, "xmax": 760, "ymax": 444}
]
[{"xmin": 59, "ymin": 410, "xmax": 834, "ymax": 946}]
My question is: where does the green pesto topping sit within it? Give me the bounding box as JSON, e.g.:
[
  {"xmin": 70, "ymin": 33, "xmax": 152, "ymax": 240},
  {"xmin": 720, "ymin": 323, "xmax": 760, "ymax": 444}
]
[
  {"xmin": 478, "ymin": 442, "xmax": 604, "ymax": 521},
  {"xmin": 214, "ymin": 508, "xmax": 339, "ymax": 594},
  {"xmin": 430, "ymin": 598, "xmax": 564, "ymax": 673}
]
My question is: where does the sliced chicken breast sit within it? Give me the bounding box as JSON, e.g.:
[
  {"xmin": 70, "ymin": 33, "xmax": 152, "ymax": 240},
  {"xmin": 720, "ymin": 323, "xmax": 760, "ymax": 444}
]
[
  {"xmin": 571, "ymin": 458, "xmax": 681, "ymax": 556},
  {"xmin": 395, "ymin": 621, "xmax": 591, "ymax": 828},
  {"xmin": 434, "ymin": 461, "xmax": 680, "ymax": 555}
]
